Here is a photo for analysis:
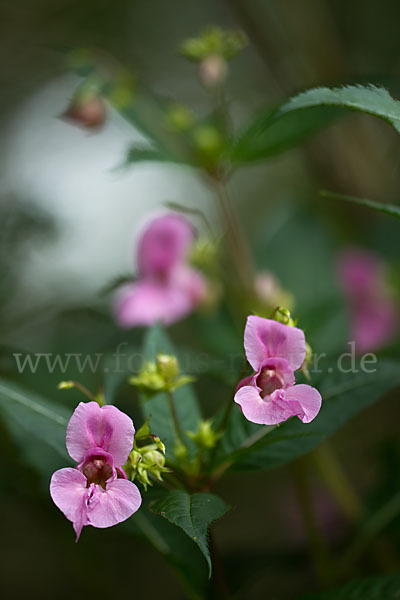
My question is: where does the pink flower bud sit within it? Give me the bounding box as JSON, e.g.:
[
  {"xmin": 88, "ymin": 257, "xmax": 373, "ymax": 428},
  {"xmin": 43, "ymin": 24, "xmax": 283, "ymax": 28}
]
[
  {"xmin": 199, "ymin": 54, "xmax": 228, "ymax": 87},
  {"xmin": 62, "ymin": 93, "xmax": 107, "ymax": 130}
]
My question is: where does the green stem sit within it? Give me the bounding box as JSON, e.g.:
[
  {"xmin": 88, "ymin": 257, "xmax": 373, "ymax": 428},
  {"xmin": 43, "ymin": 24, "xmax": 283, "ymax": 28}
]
[
  {"xmin": 291, "ymin": 459, "xmax": 332, "ymax": 587},
  {"xmin": 70, "ymin": 381, "xmax": 97, "ymax": 402},
  {"xmin": 312, "ymin": 443, "xmax": 363, "ymax": 522},
  {"xmin": 167, "ymin": 390, "xmax": 185, "ymax": 447},
  {"xmin": 214, "ymin": 177, "xmax": 255, "ymax": 292},
  {"xmin": 210, "ymin": 531, "xmax": 232, "ymax": 599},
  {"xmin": 205, "ymin": 424, "xmax": 274, "ymax": 490}
]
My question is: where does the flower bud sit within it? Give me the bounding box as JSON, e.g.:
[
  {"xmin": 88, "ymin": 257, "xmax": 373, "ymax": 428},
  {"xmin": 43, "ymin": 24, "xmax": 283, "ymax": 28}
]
[
  {"xmin": 180, "ymin": 27, "xmax": 247, "ymax": 62},
  {"xmin": 156, "ymin": 354, "xmax": 179, "ymax": 382},
  {"xmin": 151, "ymin": 435, "xmax": 166, "ymax": 455},
  {"xmin": 199, "ymin": 54, "xmax": 228, "ymax": 88},
  {"xmin": 58, "ymin": 381, "xmax": 75, "ymax": 390},
  {"xmin": 187, "ymin": 419, "xmax": 222, "ymax": 450},
  {"xmin": 254, "ymin": 272, "xmax": 294, "ymax": 313},
  {"xmin": 272, "ymin": 307, "xmax": 296, "ymax": 327},
  {"xmin": 165, "ymin": 104, "xmax": 195, "ymax": 131},
  {"xmin": 193, "ymin": 126, "xmax": 224, "ymax": 158},
  {"xmin": 62, "ymin": 88, "xmax": 106, "ymax": 130},
  {"xmin": 129, "ymin": 355, "xmax": 194, "ymax": 394},
  {"xmin": 126, "ymin": 443, "xmax": 169, "ymax": 490},
  {"xmin": 301, "ymin": 341, "xmax": 313, "ymax": 380},
  {"xmin": 173, "ymin": 441, "xmax": 189, "ymax": 461}
]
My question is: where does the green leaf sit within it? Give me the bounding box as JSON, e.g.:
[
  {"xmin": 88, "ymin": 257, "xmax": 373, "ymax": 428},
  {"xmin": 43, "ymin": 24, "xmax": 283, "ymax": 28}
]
[
  {"xmin": 124, "ymin": 145, "xmax": 187, "ymax": 167},
  {"xmin": 321, "ymin": 189, "xmax": 400, "ymax": 220},
  {"xmin": 233, "ymin": 84, "xmax": 400, "ymax": 162},
  {"xmin": 140, "ymin": 324, "xmax": 201, "ymax": 457},
  {"xmin": 0, "ymin": 378, "xmax": 72, "ymax": 484},
  {"xmin": 302, "ymin": 573, "xmax": 400, "ymax": 599},
  {"xmin": 219, "ymin": 360, "xmax": 400, "ymax": 471},
  {"xmin": 124, "ymin": 508, "xmax": 209, "ymax": 599},
  {"xmin": 150, "ymin": 489, "xmax": 230, "ymax": 577},
  {"xmin": 0, "ymin": 378, "xmax": 70, "ymax": 457}
]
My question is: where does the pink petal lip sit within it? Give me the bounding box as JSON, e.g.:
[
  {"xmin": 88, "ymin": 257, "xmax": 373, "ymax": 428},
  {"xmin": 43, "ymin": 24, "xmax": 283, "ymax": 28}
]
[
  {"xmin": 50, "ymin": 467, "xmax": 142, "ymax": 541},
  {"xmin": 50, "ymin": 467, "xmax": 90, "ymax": 541},
  {"xmin": 234, "ymin": 382, "xmax": 321, "ymax": 426},
  {"xmin": 114, "ymin": 267, "xmax": 206, "ymax": 328},
  {"xmin": 283, "ymin": 384, "xmax": 322, "ymax": 424},
  {"xmin": 244, "ymin": 316, "xmax": 306, "ymax": 372},
  {"xmin": 138, "ymin": 214, "xmax": 195, "ymax": 277},
  {"xmin": 66, "ymin": 401, "xmax": 135, "ymax": 466},
  {"xmin": 114, "ymin": 212, "xmax": 207, "ymax": 329},
  {"xmin": 86, "ymin": 478, "xmax": 142, "ymax": 529}
]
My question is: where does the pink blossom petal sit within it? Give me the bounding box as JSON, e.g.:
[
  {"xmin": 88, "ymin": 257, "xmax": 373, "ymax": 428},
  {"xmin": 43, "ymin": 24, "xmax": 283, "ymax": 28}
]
[
  {"xmin": 236, "ymin": 374, "xmax": 255, "ymax": 392},
  {"xmin": 337, "ymin": 248, "xmax": 398, "ymax": 352},
  {"xmin": 115, "ymin": 277, "xmax": 199, "ymax": 328},
  {"xmin": 50, "ymin": 468, "xmax": 89, "ymax": 541},
  {"xmin": 66, "ymin": 402, "xmax": 134, "ymax": 466},
  {"xmin": 235, "ymin": 383, "xmax": 321, "ymax": 425},
  {"xmin": 337, "ymin": 248, "xmax": 382, "ymax": 300},
  {"xmin": 284, "ymin": 384, "xmax": 322, "ymax": 424},
  {"xmin": 258, "ymin": 357, "xmax": 295, "ymax": 387},
  {"xmin": 244, "ymin": 316, "xmax": 306, "ymax": 371},
  {"xmin": 352, "ymin": 301, "xmax": 397, "ymax": 353},
  {"xmin": 234, "ymin": 386, "xmax": 296, "ymax": 425},
  {"xmin": 138, "ymin": 214, "xmax": 194, "ymax": 277},
  {"xmin": 172, "ymin": 265, "xmax": 207, "ymax": 305},
  {"xmin": 87, "ymin": 479, "xmax": 142, "ymax": 528}
]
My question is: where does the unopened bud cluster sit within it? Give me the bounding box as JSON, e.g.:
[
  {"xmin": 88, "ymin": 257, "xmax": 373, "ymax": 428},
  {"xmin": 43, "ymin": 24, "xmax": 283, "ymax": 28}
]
[
  {"xmin": 187, "ymin": 419, "xmax": 222, "ymax": 450},
  {"xmin": 129, "ymin": 354, "xmax": 193, "ymax": 395},
  {"xmin": 181, "ymin": 26, "xmax": 247, "ymax": 89},
  {"xmin": 124, "ymin": 419, "xmax": 169, "ymax": 490}
]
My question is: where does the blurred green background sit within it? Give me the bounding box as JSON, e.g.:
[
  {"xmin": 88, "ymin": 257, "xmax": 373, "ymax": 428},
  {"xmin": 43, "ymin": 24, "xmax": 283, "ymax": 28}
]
[{"xmin": 1, "ymin": 1, "xmax": 400, "ymax": 598}]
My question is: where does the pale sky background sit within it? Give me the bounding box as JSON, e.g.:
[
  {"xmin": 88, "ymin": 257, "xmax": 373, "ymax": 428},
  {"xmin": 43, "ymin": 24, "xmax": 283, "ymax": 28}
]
[{"xmin": 2, "ymin": 75, "xmax": 212, "ymax": 309}]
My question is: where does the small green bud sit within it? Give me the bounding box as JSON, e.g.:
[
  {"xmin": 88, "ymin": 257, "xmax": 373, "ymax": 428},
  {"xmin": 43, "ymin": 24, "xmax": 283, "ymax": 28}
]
[
  {"xmin": 180, "ymin": 27, "xmax": 247, "ymax": 61},
  {"xmin": 199, "ymin": 54, "xmax": 228, "ymax": 88},
  {"xmin": 124, "ymin": 417, "xmax": 170, "ymax": 490},
  {"xmin": 193, "ymin": 126, "xmax": 224, "ymax": 157},
  {"xmin": 58, "ymin": 381, "xmax": 75, "ymax": 390},
  {"xmin": 151, "ymin": 435, "xmax": 166, "ymax": 455},
  {"xmin": 165, "ymin": 104, "xmax": 195, "ymax": 131},
  {"xmin": 126, "ymin": 443, "xmax": 169, "ymax": 490},
  {"xmin": 129, "ymin": 361, "xmax": 165, "ymax": 394},
  {"xmin": 174, "ymin": 441, "xmax": 189, "ymax": 461},
  {"xmin": 62, "ymin": 82, "xmax": 107, "ymax": 130},
  {"xmin": 187, "ymin": 419, "xmax": 222, "ymax": 450},
  {"xmin": 180, "ymin": 37, "xmax": 208, "ymax": 61},
  {"xmin": 129, "ymin": 355, "xmax": 194, "ymax": 394},
  {"xmin": 272, "ymin": 307, "xmax": 297, "ymax": 327},
  {"xmin": 156, "ymin": 354, "xmax": 179, "ymax": 382}
]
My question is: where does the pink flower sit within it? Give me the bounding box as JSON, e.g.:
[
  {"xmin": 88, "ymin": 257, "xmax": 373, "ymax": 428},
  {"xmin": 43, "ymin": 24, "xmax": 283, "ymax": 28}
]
[
  {"xmin": 50, "ymin": 402, "xmax": 141, "ymax": 541},
  {"xmin": 234, "ymin": 316, "xmax": 322, "ymax": 425},
  {"xmin": 115, "ymin": 214, "xmax": 207, "ymax": 327},
  {"xmin": 337, "ymin": 248, "xmax": 398, "ymax": 353}
]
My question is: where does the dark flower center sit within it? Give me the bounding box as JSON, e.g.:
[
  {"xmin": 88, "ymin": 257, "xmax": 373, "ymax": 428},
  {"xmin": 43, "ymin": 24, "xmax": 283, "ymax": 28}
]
[
  {"xmin": 82, "ymin": 456, "xmax": 113, "ymax": 488},
  {"xmin": 256, "ymin": 368, "xmax": 284, "ymax": 399}
]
